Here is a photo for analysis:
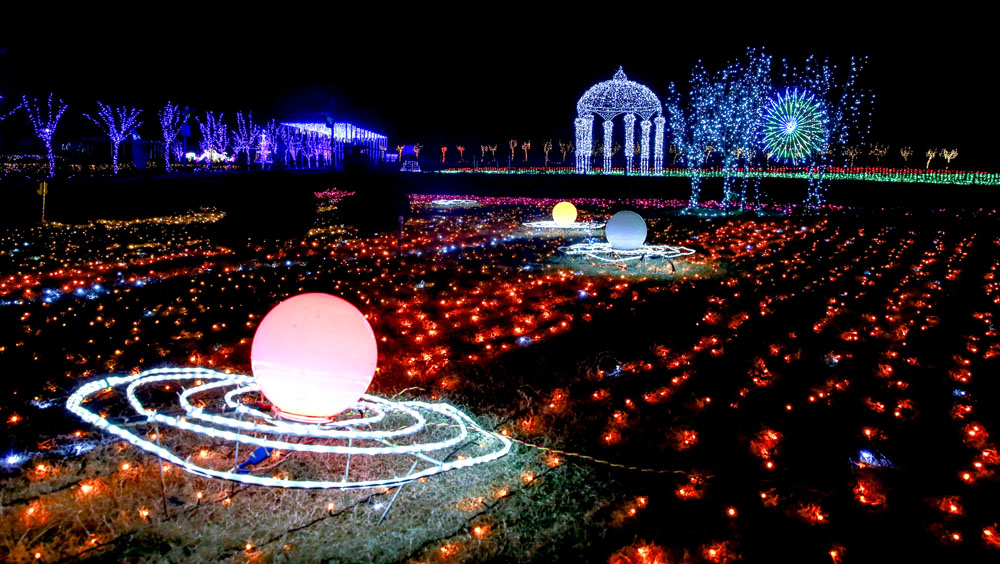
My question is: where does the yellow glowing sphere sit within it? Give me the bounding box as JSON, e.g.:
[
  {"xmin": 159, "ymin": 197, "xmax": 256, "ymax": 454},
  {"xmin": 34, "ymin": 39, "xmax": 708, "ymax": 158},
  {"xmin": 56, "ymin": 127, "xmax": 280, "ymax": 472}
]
[{"xmin": 552, "ymin": 201, "xmax": 578, "ymax": 227}]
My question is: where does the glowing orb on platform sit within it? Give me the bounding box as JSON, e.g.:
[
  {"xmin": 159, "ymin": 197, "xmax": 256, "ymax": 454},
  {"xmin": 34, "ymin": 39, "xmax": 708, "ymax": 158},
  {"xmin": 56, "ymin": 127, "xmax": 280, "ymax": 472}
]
[
  {"xmin": 552, "ymin": 201, "xmax": 578, "ymax": 227},
  {"xmin": 605, "ymin": 211, "xmax": 647, "ymax": 250},
  {"xmin": 251, "ymin": 293, "xmax": 377, "ymax": 420}
]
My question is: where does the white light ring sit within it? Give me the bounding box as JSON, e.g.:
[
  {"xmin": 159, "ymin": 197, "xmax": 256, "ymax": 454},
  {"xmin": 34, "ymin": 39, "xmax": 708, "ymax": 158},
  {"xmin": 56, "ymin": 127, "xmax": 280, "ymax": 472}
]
[
  {"xmin": 89, "ymin": 409, "xmax": 510, "ymax": 489},
  {"xmin": 86, "ymin": 369, "xmax": 463, "ymax": 452},
  {"xmin": 127, "ymin": 369, "xmax": 423, "ymax": 440},
  {"xmin": 66, "ymin": 372, "xmax": 513, "ymax": 489},
  {"xmin": 143, "ymin": 409, "xmax": 465, "ymax": 455},
  {"xmin": 559, "ymin": 242, "xmax": 696, "ymax": 263},
  {"xmin": 212, "ymin": 382, "xmax": 389, "ymax": 429}
]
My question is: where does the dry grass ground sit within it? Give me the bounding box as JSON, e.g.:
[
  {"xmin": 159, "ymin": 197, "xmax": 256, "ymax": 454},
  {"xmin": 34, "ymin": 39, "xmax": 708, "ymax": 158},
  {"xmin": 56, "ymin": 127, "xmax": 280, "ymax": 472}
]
[{"xmin": 0, "ymin": 407, "xmax": 617, "ymax": 564}]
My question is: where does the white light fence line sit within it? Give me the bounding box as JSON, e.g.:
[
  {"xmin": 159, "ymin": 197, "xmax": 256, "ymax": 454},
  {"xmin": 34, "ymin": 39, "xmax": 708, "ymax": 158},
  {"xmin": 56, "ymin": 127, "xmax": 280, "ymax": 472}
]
[{"xmin": 66, "ymin": 367, "xmax": 512, "ymax": 489}]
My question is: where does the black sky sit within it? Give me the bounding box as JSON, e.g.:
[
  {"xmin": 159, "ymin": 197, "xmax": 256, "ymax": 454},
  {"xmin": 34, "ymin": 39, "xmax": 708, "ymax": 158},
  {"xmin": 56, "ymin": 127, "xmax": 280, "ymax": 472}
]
[{"xmin": 1, "ymin": 4, "xmax": 995, "ymax": 166}]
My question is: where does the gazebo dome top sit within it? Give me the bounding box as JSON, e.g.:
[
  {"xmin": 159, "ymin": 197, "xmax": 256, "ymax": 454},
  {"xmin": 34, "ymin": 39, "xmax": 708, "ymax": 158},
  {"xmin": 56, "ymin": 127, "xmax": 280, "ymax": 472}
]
[{"xmin": 576, "ymin": 67, "xmax": 662, "ymax": 121}]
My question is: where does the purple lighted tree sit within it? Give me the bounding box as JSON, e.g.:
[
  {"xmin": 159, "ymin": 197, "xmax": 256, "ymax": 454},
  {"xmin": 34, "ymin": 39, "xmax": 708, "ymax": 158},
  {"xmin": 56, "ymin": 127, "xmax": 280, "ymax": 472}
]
[
  {"xmin": 231, "ymin": 112, "xmax": 260, "ymax": 167},
  {"xmin": 261, "ymin": 120, "xmax": 279, "ymax": 168},
  {"xmin": 21, "ymin": 93, "xmax": 68, "ymax": 178},
  {"xmin": 196, "ymin": 111, "xmax": 229, "ymax": 166},
  {"xmin": 158, "ymin": 102, "xmax": 185, "ymax": 172},
  {"xmin": 84, "ymin": 101, "xmax": 143, "ymax": 175}
]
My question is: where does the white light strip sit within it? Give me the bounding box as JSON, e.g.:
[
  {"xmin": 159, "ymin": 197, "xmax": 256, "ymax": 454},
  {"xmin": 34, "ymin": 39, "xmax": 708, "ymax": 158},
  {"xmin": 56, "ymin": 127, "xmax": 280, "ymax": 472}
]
[{"xmin": 66, "ymin": 368, "xmax": 512, "ymax": 489}]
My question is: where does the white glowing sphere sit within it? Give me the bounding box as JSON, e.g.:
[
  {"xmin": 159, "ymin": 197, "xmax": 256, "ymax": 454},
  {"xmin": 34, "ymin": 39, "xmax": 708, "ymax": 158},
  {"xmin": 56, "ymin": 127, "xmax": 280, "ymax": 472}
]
[
  {"xmin": 605, "ymin": 211, "xmax": 647, "ymax": 250},
  {"xmin": 251, "ymin": 293, "xmax": 377, "ymax": 420},
  {"xmin": 552, "ymin": 201, "xmax": 578, "ymax": 227}
]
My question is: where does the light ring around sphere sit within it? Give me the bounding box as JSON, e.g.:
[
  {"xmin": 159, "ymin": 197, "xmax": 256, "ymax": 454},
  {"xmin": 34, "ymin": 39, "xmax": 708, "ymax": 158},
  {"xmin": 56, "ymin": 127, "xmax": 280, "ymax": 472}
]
[
  {"xmin": 251, "ymin": 293, "xmax": 378, "ymax": 420},
  {"xmin": 605, "ymin": 211, "xmax": 647, "ymax": 251},
  {"xmin": 552, "ymin": 201, "xmax": 578, "ymax": 227}
]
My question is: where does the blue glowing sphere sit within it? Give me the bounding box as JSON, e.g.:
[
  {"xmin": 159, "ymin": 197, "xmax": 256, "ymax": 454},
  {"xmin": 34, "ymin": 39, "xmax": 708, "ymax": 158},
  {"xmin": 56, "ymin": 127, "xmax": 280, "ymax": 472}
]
[{"xmin": 605, "ymin": 211, "xmax": 647, "ymax": 250}]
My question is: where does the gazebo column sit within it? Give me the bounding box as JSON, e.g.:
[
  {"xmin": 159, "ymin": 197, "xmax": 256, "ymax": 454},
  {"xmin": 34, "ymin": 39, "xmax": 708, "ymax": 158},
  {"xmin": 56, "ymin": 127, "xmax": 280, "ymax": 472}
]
[
  {"xmin": 583, "ymin": 115, "xmax": 594, "ymax": 172},
  {"xmin": 602, "ymin": 119, "xmax": 614, "ymax": 173},
  {"xmin": 623, "ymin": 113, "xmax": 635, "ymax": 174},
  {"xmin": 640, "ymin": 119, "xmax": 651, "ymax": 175},
  {"xmin": 654, "ymin": 116, "xmax": 665, "ymax": 174},
  {"xmin": 574, "ymin": 117, "xmax": 591, "ymax": 173}
]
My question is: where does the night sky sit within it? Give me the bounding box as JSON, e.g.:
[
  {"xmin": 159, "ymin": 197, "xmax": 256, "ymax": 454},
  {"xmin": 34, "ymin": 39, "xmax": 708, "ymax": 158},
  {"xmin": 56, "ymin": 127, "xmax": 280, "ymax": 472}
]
[{"xmin": 1, "ymin": 6, "xmax": 993, "ymax": 166}]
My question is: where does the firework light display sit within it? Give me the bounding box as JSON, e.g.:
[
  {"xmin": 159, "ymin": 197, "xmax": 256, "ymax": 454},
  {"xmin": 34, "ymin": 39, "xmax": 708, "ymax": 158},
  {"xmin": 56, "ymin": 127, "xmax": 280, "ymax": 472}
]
[{"xmin": 763, "ymin": 89, "xmax": 828, "ymax": 164}]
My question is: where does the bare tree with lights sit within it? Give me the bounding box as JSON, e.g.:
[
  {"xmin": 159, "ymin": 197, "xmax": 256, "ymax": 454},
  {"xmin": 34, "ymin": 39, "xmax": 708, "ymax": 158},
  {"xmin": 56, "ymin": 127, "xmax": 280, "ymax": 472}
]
[
  {"xmin": 21, "ymin": 93, "xmax": 69, "ymax": 178},
  {"xmin": 543, "ymin": 139, "xmax": 553, "ymax": 165},
  {"xmin": 440, "ymin": 146, "xmax": 448, "ymax": 163},
  {"xmin": 925, "ymin": 148, "xmax": 938, "ymax": 169},
  {"xmin": 456, "ymin": 145, "xmax": 465, "ymax": 159},
  {"xmin": 665, "ymin": 62, "xmax": 720, "ymax": 208},
  {"xmin": 231, "ymin": 112, "xmax": 260, "ymax": 167},
  {"xmin": 288, "ymin": 130, "xmax": 303, "ymax": 168},
  {"xmin": 158, "ymin": 102, "xmax": 185, "ymax": 172},
  {"xmin": 413, "ymin": 143, "xmax": 423, "ymax": 160},
  {"xmin": 941, "ymin": 148, "xmax": 958, "ymax": 169},
  {"xmin": 845, "ymin": 146, "xmax": 862, "ymax": 167},
  {"xmin": 868, "ymin": 143, "xmax": 888, "ymax": 163},
  {"xmin": 277, "ymin": 126, "xmax": 292, "ymax": 167},
  {"xmin": 398, "ymin": 145, "xmax": 406, "ymax": 162},
  {"xmin": 197, "ymin": 112, "xmax": 229, "ymax": 167},
  {"xmin": 558, "ymin": 140, "xmax": 570, "ymax": 163},
  {"xmin": 84, "ymin": 102, "xmax": 144, "ymax": 175},
  {"xmin": 509, "ymin": 139, "xmax": 517, "ymax": 159},
  {"xmin": 521, "ymin": 140, "xmax": 531, "ymax": 161},
  {"xmin": 261, "ymin": 120, "xmax": 279, "ymax": 168},
  {"xmin": 899, "ymin": 146, "xmax": 912, "ymax": 164},
  {"xmin": 489, "ymin": 144, "xmax": 497, "ymax": 158}
]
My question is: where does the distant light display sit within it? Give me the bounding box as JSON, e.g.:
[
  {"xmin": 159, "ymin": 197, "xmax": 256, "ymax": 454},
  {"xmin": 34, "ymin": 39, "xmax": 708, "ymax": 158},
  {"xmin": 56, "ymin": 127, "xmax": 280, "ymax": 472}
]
[
  {"xmin": 251, "ymin": 293, "xmax": 377, "ymax": 420},
  {"xmin": 763, "ymin": 89, "xmax": 827, "ymax": 164}
]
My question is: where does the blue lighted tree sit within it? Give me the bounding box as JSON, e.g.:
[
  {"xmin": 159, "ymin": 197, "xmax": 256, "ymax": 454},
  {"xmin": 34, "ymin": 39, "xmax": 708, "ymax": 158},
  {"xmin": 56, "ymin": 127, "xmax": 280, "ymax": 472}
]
[
  {"xmin": 196, "ymin": 111, "xmax": 229, "ymax": 166},
  {"xmin": 231, "ymin": 112, "xmax": 260, "ymax": 167},
  {"xmin": 159, "ymin": 102, "xmax": 186, "ymax": 172},
  {"xmin": 720, "ymin": 49, "xmax": 772, "ymax": 209},
  {"xmin": 666, "ymin": 62, "xmax": 722, "ymax": 209},
  {"xmin": 780, "ymin": 55, "xmax": 873, "ymax": 208},
  {"xmin": 21, "ymin": 94, "xmax": 68, "ymax": 178},
  {"xmin": 84, "ymin": 102, "xmax": 143, "ymax": 175}
]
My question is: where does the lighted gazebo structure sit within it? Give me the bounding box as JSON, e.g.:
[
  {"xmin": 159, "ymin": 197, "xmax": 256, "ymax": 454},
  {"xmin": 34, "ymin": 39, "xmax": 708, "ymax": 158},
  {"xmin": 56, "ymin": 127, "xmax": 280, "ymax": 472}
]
[{"xmin": 574, "ymin": 67, "xmax": 665, "ymax": 175}]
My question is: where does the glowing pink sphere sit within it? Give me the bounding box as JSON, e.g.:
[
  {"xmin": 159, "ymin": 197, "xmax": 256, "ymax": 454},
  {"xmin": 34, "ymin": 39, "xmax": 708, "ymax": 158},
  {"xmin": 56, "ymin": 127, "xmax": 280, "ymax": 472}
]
[{"xmin": 251, "ymin": 293, "xmax": 378, "ymax": 420}]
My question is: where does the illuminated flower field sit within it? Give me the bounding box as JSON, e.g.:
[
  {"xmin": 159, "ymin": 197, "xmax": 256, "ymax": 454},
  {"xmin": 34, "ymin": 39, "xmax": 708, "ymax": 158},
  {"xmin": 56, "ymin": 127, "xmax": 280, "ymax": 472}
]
[{"xmin": 1, "ymin": 192, "xmax": 999, "ymax": 562}]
